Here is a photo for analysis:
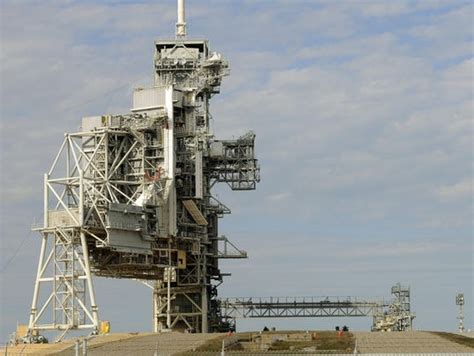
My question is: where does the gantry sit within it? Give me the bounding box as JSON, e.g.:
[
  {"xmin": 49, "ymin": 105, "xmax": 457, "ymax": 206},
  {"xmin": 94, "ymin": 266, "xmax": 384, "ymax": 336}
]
[
  {"xmin": 220, "ymin": 284, "xmax": 415, "ymax": 332},
  {"xmin": 27, "ymin": 0, "xmax": 260, "ymax": 341}
]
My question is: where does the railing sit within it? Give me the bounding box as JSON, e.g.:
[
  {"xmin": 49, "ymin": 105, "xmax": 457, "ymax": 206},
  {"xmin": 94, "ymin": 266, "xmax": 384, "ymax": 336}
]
[{"xmin": 220, "ymin": 296, "xmax": 387, "ymax": 319}]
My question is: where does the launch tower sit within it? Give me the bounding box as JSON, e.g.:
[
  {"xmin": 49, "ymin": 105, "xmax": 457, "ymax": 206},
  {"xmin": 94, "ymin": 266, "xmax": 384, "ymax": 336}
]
[{"xmin": 27, "ymin": 0, "xmax": 259, "ymax": 340}]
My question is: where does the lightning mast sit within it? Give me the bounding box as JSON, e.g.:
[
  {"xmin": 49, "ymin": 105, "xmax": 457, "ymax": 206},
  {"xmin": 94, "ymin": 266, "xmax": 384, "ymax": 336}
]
[
  {"xmin": 27, "ymin": 0, "xmax": 259, "ymax": 340},
  {"xmin": 176, "ymin": 0, "xmax": 186, "ymax": 38},
  {"xmin": 456, "ymin": 293, "xmax": 465, "ymax": 333}
]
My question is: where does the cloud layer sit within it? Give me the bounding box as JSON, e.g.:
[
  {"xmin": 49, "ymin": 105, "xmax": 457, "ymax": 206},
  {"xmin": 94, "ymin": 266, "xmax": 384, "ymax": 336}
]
[{"xmin": 1, "ymin": 0, "xmax": 472, "ymax": 340}]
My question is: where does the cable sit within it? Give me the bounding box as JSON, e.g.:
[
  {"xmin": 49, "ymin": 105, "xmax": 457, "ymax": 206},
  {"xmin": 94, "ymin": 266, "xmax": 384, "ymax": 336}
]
[
  {"xmin": 0, "ymin": 229, "xmax": 32, "ymax": 273},
  {"xmin": 1, "ymin": 73, "xmax": 152, "ymax": 273}
]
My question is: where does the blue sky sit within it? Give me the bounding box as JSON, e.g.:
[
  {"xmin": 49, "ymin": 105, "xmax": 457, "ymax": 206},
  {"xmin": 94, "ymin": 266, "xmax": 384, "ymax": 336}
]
[{"xmin": 0, "ymin": 0, "xmax": 472, "ymax": 342}]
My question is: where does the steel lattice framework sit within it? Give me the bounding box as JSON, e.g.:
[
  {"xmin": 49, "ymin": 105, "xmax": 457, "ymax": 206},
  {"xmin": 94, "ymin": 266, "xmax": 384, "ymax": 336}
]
[
  {"xmin": 219, "ymin": 284, "xmax": 415, "ymax": 332},
  {"xmin": 220, "ymin": 296, "xmax": 385, "ymax": 319},
  {"xmin": 27, "ymin": 0, "xmax": 260, "ymax": 340},
  {"xmin": 25, "ymin": 1, "xmax": 415, "ymax": 341}
]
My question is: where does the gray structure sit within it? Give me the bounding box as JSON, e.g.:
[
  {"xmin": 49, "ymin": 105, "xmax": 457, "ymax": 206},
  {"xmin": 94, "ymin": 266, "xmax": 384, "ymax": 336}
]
[
  {"xmin": 24, "ymin": 1, "xmax": 416, "ymax": 342},
  {"xmin": 220, "ymin": 296, "xmax": 383, "ymax": 319},
  {"xmin": 27, "ymin": 0, "xmax": 259, "ymax": 340},
  {"xmin": 220, "ymin": 284, "xmax": 415, "ymax": 332},
  {"xmin": 456, "ymin": 293, "xmax": 464, "ymax": 333},
  {"xmin": 372, "ymin": 283, "xmax": 415, "ymax": 332}
]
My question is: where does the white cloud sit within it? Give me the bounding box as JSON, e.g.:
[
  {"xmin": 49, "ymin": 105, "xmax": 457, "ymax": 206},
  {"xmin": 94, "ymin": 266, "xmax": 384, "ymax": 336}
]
[
  {"xmin": 296, "ymin": 33, "xmax": 399, "ymax": 60},
  {"xmin": 0, "ymin": 0, "xmax": 472, "ymax": 339},
  {"xmin": 247, "ymin": 237, "xmax": 453, "ymax": 260},
  {"xmin": 266, "ymin": 192, "xmax": 291, "ymax": 202},
  {"xmin": 437, "ymin": 178, "xmax": 473, "ymax": 202},
  {"xmin": 360, "ymin": 2, "xmax": 411, "ymax": 17}
]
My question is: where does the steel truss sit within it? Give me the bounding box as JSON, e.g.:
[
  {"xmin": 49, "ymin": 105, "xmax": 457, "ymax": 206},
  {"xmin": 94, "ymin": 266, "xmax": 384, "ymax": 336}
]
[
  {"xmin": 220, "ymin": 284, "xmax": 415, "ymax": 332},
  {"xmin": 28, "ymin": 228, "xmax": 99, "ymax": 341},
  {"xmin": 27, "ymin": 0, "xmax": 260, "ymax": 340},
  {"xmin": 220, "ymin": 296, "xmax": 384, "ymax": 319},
  {"xmin": 28, "ymin": 143, "xmax": 100, "ymax": 340},
  {"xmin": 28, "ymin": 121, "xmax": 172, "ymax": 340},
  {"xmin": 372, "ymin": 283, "xmax": 415, "ymax": 332},
  {"xmin": 151, "ymin": 36, "xmax": 260, "ymax": 333}
]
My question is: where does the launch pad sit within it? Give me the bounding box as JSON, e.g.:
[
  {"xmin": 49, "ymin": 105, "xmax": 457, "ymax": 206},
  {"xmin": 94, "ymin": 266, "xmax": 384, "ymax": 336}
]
[
  {"xmin": 21, "ymin": 0, "xmax": 419, "ymax": 343},
  {"xmin": 27, "ymin": 0, "xmax": 259, "ymax": 340}
]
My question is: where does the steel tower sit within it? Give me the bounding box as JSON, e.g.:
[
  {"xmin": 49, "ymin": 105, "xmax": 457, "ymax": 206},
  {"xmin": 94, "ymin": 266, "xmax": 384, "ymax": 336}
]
[
  {"xmin": 27, "ymin": 0, "xmax": 259, "ymax": 340},
  {"xmin": 456, "ymin": 293, "xmax": 465, "ymax": 333}
]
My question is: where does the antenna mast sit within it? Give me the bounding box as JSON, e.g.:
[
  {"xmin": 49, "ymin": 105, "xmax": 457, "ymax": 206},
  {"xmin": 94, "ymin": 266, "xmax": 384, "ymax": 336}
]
[
  {"xmin": 456, "ymin": 293, "xmax": 465, "ymax": 333},
  {"xmin": 176, "ymin": 0, "xmax": 186, "ymax": 38}
]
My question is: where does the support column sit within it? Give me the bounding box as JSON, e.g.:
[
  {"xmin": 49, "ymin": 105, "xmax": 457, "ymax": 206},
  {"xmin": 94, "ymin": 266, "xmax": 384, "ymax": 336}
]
[
  {"xmin": 80, "ymin": 231, "xmax": 99, "ymax": 330},
  {"xmin": 28, "ymin": 173, "xmax": 50, "ymax": 333},
  {"xmin": 201, "ymin": 285, "xmax": 208, "ymax": 333},
  {"xmin": 166, "ymin": 268, "xmax": 171, "ymax": 329},
  {"xmin": 79, "ymin": 170, "xmax": 99, "ymax": 331},
  {"xmin": 152, "ymin": 283, "xmax": 159, "ymax": 332},
  {"xmin": 201, "ymin": 253, "xmax": 208, "ymax": 333},
  {"xmin": 28, "ymin": 233, "xmax": 48, "ymax": 331}
]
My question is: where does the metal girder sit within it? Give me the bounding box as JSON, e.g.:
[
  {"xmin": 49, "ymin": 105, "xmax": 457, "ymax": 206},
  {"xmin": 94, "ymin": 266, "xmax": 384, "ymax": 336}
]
[
  {"xmin": 207, "ymin": 132, "xmax": 261, "ymax": 191},
  {"xmin": 220, "ymin": 296, "xmax": 385, "ymax": 319},
  {"xmin": 212, "ymin": 236, "xmax": 247, "ymax": 259},
  {"xmin": 28, "ymin": 227, "xmax": 99, "ymax": 342},
  {"xmin": 28, "ymin": 0, "xmax": 260, "ymax": 340},
  {"xmin": 220, "ymin": 284, "xmax": 415, "ymax": 332}
]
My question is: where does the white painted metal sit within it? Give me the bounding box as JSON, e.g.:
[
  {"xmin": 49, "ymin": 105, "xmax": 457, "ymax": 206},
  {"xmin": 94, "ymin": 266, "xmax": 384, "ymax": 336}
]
[
  {"xmin": 195, "ymin": 151, "xmax": 203, "ymax": 199},
  {"xmin": 28, "ymin": 139, "xmax": 101, "ymax": 341},
  {"xmin": 166, "ymin": 267, "xmax": 172, "ymax": 329},
  {"xmin": 28, "ymin": 232, "xmax": 47, "ymax": 331},
  {"xmin": 456, "ymin": 293, "xmax": 465, "ymax": 333},
  {"xmin": 176, "ymin": 0, "xmax": 186, "ymax": 38},
  {"xmin": 165, "ymin": 86, "xmax": 177, "ymax": 236},
  {"xmin": 132, "ymin": 87, "xmax": 166, "ymax": 112},
  {"xmin": 27, "ymin": 0, "xmax": 259, "ymax": 339}
]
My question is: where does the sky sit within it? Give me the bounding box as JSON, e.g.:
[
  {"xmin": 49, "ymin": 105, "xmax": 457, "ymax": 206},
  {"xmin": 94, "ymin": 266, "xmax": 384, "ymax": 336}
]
[{"xmin": 0, "ymin": 0, "xmax": 473, "ymax": 343}]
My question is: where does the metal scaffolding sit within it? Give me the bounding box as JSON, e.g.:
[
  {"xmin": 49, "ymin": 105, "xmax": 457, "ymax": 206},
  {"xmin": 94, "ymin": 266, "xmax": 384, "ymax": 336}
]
[
  {"xmin": 24, "ymin": 0, "xmax": 416, "ymax": 341},
  {"xmin": 220, "ymin": 296, "xmax": 384, "ymax": 318},
  {"xmin": 27, "ymin": 0, "xmax": 260, "ymax": 340},
  {"xmin": 220, "ymin": 284, "xmax": 415, "ymax": 332},
  {"xmin": 150, "ymin": 34, "xmax": 261, "ymax": 332},
  {"xmin": 456, "ymin": 293, "xmax": 465, "ymax": 333}
]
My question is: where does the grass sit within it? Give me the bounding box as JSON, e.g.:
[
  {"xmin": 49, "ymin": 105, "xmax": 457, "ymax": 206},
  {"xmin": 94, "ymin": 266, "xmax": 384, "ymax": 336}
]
[{"xmin": 431, "ymin": 332, "xmax": 474, "ymax": 349}]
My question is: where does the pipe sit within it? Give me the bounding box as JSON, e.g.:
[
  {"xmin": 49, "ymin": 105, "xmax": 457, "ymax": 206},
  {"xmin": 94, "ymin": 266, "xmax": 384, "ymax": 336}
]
[
  {"xmin": 177, "ymin": 0, "xmax": 185, "ymax": 25},
  {"xmin": 176, "ymin": 0, "xmax": 186, "ymax": 38}
]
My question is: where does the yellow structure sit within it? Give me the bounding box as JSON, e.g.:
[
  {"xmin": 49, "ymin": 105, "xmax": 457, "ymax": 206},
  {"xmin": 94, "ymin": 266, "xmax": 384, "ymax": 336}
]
[{"xmin": 100, "ymin": 321, "xmax": 111, "ymax": 334}]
